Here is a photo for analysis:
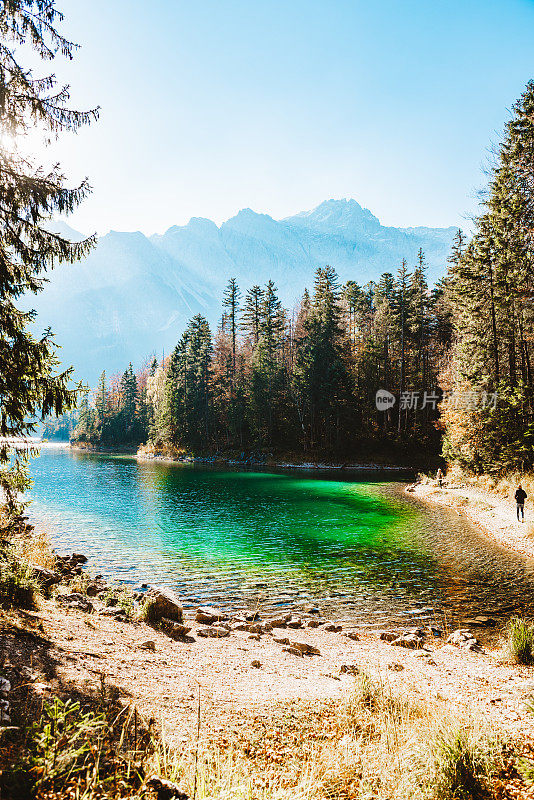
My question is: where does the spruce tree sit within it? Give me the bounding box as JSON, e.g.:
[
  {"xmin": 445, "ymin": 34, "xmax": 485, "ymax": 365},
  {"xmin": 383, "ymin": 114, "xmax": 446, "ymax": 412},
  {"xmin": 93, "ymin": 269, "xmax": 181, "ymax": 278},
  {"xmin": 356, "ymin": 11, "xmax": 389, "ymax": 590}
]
[
  {"xmin": 395, "ymin": 260, "xmax": 409, "ymax": 432},
  {"xmin": 119, "ymin": 363, "xmax": 137, "ymax": 439},
  {"xmin": 95, "ymin": 371, "xmax": 107, "ymax": 434},
  {"xmin": 294, "ymin": 267, "xmax": 350, "ymax": 451},
  {"xmin": 163, "ymin": 315, "xmax": 213, "ymax": 451},
  {"xmin": 242, "ymin": 285, "xmax": 263, "ymax": 346},
  {"xmin": 443, "ymin": 82, "xmax": 534, "ymax": 473},
  {"xmin": 222, "ymin": 278, "xmax": 240, "ymax": 387},
  {"xmin": 247, "ymin": 281, "xmax": 285, "ymax": 446},
  {"xmin": 0, "ymin": 1, "xmax": 97, "ymax": 514}
]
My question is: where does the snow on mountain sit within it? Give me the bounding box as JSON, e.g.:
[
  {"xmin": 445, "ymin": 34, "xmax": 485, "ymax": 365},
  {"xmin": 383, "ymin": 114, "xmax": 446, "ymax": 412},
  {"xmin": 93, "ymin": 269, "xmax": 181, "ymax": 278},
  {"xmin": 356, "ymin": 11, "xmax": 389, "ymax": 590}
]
[{"xmin": 28, "ymin": 199, "xmax": 456, "ymax": 385}]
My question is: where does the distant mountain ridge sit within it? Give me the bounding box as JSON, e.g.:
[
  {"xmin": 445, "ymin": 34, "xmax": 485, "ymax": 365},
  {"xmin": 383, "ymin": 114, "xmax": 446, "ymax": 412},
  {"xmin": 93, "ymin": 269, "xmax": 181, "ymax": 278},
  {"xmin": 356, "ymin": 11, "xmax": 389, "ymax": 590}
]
[{"xmin": 29, "ymin": 199, "xmax": 456, "ymax": 385}]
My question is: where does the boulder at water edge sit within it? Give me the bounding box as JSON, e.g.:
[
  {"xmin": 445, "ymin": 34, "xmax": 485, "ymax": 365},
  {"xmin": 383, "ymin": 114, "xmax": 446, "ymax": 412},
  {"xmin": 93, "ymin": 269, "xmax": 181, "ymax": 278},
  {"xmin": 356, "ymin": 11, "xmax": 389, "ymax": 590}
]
[{"xmin": 146, "ymin": 587, "xmax": 183, "ymax": 622}]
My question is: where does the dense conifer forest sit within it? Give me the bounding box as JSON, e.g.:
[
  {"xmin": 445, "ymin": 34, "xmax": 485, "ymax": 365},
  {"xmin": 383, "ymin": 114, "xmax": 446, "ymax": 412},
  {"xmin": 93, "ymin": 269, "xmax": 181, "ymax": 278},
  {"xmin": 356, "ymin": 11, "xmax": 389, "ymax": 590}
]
[
  {"xmin": 71, "ymin": 82, "xmax": 534, "ymax": 475},
  {"xmin": 72, "ymin": 259, "xmax": 448, "ymax": 462}
]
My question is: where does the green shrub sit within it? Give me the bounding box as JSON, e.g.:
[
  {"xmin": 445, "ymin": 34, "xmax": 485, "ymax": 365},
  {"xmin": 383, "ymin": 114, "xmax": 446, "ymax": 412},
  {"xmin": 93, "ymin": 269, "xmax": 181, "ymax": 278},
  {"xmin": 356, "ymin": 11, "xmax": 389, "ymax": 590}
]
[
  {"xmin": 507, "ymin": 617, "xmax": 534, "ymax": 665},
  {"xmin": 103, "ymin": 585, "xmax": 135, "ymax": 617},
  {"xmin": 0, "ymin": 550, "xmax": 37, "ymax": 609},
  {"xmin": 3, "ymin": 694, "xmax": 152, "ymax": 799},
  {"xmin": 27, "ymin": 697, "xmax": 106, "ymax": 790}
]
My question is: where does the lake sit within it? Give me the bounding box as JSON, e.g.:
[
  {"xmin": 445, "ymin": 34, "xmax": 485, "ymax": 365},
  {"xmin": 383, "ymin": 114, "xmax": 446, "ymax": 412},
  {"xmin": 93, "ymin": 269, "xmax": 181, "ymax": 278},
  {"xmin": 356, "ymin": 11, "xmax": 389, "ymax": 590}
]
[{"xmin": 28, "ymin": 446, "xmax": 534, "ymax": 626}]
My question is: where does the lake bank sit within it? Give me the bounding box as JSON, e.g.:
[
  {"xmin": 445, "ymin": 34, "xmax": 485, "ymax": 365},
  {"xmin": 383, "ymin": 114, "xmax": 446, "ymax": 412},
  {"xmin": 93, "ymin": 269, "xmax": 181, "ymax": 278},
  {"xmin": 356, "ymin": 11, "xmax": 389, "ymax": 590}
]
[
  {"xmin": 409, "ymin": 479, "xmax": 534, "ymax": 560},
  {"xmin": 7, "ymin": 594, "xmax": 534, "ymax": 745},
  {"xmin": 3, "ymin": 569, "xmax": 534, "ymax": 800},
  {"xmin": 70, "ymin": 441, "xmax": 418, "ymax": 475}
]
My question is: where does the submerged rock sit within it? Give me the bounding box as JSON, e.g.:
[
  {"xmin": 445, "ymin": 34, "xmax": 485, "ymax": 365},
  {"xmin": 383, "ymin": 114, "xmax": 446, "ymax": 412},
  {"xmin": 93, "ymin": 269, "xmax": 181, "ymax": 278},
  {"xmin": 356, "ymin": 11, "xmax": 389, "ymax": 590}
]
[{"xmin": 463, "ymin": 616, "xmax": 497, "ymax": 627}]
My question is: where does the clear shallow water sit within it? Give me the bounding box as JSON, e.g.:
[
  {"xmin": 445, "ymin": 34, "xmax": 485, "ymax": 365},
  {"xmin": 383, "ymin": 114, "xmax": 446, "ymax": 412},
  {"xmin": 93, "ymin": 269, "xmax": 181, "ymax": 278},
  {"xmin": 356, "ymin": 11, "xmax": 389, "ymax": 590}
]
[{"xmin": 28, "ymin": 447, "xmax": 534, "ymax": 625}]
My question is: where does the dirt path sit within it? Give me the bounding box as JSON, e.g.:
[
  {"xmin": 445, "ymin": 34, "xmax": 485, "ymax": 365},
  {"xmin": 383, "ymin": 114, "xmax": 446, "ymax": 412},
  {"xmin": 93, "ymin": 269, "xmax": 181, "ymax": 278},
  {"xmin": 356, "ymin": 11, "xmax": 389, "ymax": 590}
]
[{"xmin": 409, "ymin": 480, "xmax": 534, "ymax": 560}]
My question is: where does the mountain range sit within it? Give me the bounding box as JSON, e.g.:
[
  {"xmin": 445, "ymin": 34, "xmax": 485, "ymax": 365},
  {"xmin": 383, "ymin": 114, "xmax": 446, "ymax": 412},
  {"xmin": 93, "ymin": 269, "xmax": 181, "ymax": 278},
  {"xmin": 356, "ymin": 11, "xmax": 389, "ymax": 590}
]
[{"xmin": 27, "ymin": 199, "xmax": 457, "ymax": 385}]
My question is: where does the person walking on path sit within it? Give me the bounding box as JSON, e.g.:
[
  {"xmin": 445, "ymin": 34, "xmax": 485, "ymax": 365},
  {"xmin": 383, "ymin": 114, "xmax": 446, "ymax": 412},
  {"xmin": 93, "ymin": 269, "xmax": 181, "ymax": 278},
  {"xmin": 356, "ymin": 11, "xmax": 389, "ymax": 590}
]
[
  {"xmin": 436, "ymin": 468, "xmax": 444, "ymax": 488},
  {"xmin": 515, "ymin": 485, "xmax": 527, "ymax": 521}
]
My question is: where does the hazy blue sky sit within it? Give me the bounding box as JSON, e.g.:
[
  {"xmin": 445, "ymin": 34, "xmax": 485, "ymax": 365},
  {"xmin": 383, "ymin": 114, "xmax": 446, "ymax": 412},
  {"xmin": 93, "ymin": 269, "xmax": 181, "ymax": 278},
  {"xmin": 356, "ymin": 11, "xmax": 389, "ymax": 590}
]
[{"xmin": 41, "ymin": 0, "xmax": 534, "ymax": 235}]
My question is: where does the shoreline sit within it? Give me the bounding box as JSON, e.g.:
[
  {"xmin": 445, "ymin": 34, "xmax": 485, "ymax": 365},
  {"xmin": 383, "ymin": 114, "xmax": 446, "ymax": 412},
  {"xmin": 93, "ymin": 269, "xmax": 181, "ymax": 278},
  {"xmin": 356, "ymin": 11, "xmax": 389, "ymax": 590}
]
[
  {"xmin": 3, "ymin": 573, "xmax": 534, "ymax": 754},
  {"xmin": 69, "ymin": 442, "xmax": 417, "ymax": 475},
  {"xmin": 408, "ymin": 479, "xmax": 534, "ymax": 560}
]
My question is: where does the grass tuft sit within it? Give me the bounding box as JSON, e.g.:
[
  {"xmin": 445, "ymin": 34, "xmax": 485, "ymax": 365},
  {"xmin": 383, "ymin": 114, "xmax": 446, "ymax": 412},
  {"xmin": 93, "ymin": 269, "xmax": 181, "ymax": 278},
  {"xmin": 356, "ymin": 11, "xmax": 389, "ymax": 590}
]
[
  {"xmin": 506, "ymin": 616, "xmax": 534, "ymax": 665},
  {"xmin": 141, "ymin": 596, "xmax": 160, "ymax": 624},
  {"xmin": 429, "ymin": 722, "xmax": 504, "ymax": 800}
]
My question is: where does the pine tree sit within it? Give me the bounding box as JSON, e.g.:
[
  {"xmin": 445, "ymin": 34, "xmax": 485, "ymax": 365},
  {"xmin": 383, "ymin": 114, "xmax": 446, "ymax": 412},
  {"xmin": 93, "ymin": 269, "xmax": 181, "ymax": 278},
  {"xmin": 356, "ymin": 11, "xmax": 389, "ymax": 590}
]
[
  {"xmin": 443, "ymin": 82, "xmax": 534, "ymax": 473},
  {"xmin": 163, "ymin": 315, "xmax": 213, "ymax": 450},
  {"xmin": 0, "ymin": 1, "xmax": 97, "ymax": 514},
  {"xmin": 242, "ymin": 285, "xmax": 264, "ymax": 346},
  {"xmin": 294, "ymin": 267, "xmax": 350, "ymax": 451},
  {"xmin": 222, "ymin": 278, "xmax": 240, "ymax": 387}
]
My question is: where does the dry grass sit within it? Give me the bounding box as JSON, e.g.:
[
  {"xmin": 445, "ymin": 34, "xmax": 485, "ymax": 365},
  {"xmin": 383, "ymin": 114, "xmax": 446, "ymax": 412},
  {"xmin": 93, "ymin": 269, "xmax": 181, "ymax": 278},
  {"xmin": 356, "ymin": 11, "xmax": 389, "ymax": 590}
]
[
  {"xmin": 137, "ymin": 442, "xmax": 189, "ymax": 460},
  {"xmin": 1, "ymin": 666, "xmax": 528, "ymax": 800},
  {"xmin": 461, "ymin": 471, "xmax": 534, "ymax": 503},
  {"xmin": 12, "ymin": 527, "xmax": 56, "ymax": 570},
  {"xmin": 143, "ymin": 672, "xmax": 523, "ymax": 800}
]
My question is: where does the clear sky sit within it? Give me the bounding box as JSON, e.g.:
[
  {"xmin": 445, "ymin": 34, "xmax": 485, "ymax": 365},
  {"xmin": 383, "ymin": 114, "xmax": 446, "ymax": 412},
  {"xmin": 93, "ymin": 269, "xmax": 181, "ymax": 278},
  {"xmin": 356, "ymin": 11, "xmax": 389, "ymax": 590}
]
[{"xmin": 40, "ymin": 0, "xmax": 534, "ymax": 235}]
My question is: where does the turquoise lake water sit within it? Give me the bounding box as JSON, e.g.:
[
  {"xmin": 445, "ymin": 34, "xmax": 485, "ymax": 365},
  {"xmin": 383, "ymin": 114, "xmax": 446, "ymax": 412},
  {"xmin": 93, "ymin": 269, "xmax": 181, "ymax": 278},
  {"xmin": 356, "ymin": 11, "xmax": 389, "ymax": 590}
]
[{"xmin": 27, "ymin": 447, "xmax": 534, "ymax": 624}]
